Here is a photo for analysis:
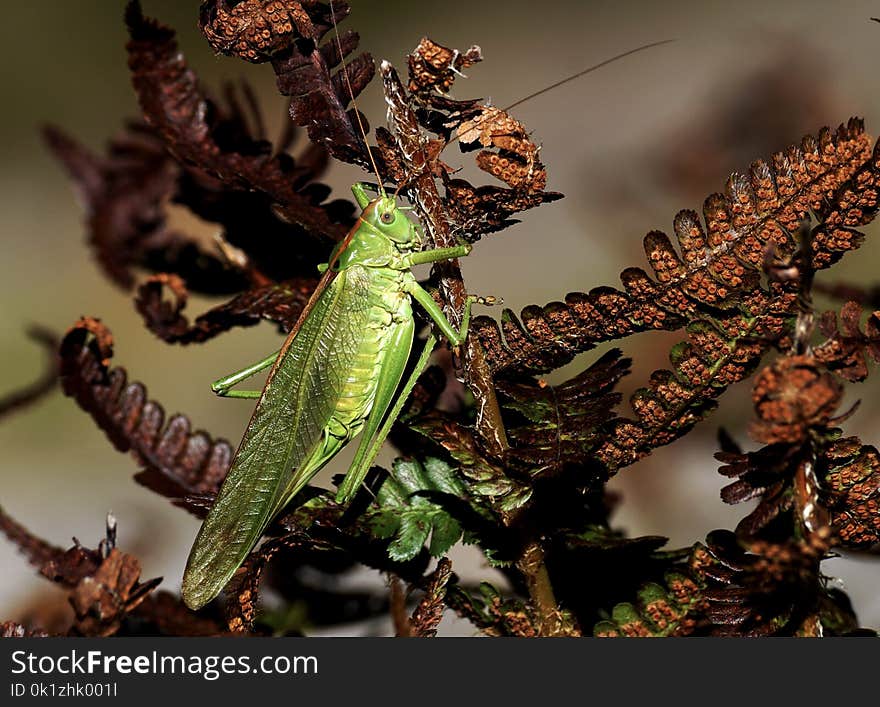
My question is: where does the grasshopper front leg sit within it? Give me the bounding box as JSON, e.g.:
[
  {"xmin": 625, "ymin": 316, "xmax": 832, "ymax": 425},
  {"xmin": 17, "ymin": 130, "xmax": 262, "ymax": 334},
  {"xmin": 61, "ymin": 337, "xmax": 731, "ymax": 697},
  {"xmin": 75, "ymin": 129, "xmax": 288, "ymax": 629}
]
[
  {"xmin": 211, "ymin": 350, "xmax": 280, "ymax": 399},
  {"xmin": 403, "ymin": 279, "xmax": 477, "ymax": 347},
  {"xmin": 401, "ymin": 243, "xmax": 476, "ymax": 346}
]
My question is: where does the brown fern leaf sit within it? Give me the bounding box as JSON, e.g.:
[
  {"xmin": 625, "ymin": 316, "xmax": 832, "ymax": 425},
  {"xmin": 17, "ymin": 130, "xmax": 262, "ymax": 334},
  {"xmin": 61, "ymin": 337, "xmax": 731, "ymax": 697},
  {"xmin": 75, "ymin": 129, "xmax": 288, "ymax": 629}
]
[
  {"xmin": 69, "ymin": 547, "xmax": 162, "ymax": 637},
  {"xmin": 59, "ymin": 318, "xmax": 232, "ymax": 500},
  {"xmin": 814, "ymin": 301, "xmax": 880, "ymax": 381},
  {"xmin": 474, "ymin": 120, "xmax": 876, "ymax": 375},
  {"xmin": 407, "ymin": 38, "xmax": 482, "ymax": 97},
  {"xmin": 225, "ymin": 530, "xmax": 342, "ymax": 634},
  {"xmin": 408, "ymin": 557, "xmax": 453, "ymax": 638},
  {"xmin": 0, "ymin": 509, "xmax": 164, "ymax": 637},
  {"xmin": 126, "ymin": 0, "xmax": 350, "ymax": 244},
  {"xmin": 136, "ymin": 273, "xmax": 314, "ymax": 344},
  {"xmin": 0, "ymin": 505, "xmax": 67, "ymax": 572},
  {"xmin": 596, "ymin": 528, "xmax": 856, "ymax": 636},
  {"xmin": 445, "ymin": 582, "xmax": 540, "ymax": 637},
  {"xmin": 44, "ymin": 123, "xmax": 243, "ymax": 293},
  {"xmin": 592, "ymin": 571, "xmax": 705, "ymax": 637},
  {"xmin": 408, "ymin": 352, "xmax": 629, "ymax": 513},
  {"xmin": 716, "ymin": 442, "xmax": 804, "ymax": 536},
  {"xmin": 224, "ymin": 534, "xmax": 292, "ymax": 634},
  {"xmin": 382, "ymin": 60, "xmax": 509, "ymax": 454},
  {"xmin": 596, "ymin": 288, "xmax": 795, "ymax": 472},
  {"xmin": 400, "ymin": 38, "xmax": 563, "ymax": 239},
  {"xmin": 822, "ymin": 437, "xmax": 880, "ymax": 549},
  {"xmin": 497, "ymin": 349, "xmax": 630, "ymax": 479},
  {"xmin": 690, "ymin": 529, "xmax": 848, "ymax": 636},
  {"xmin": 212, "ymin": 0, "xmax": 382, "ymax": 168},
  {"xmin": 714, "ymin": 351, "xmax": 871, "ymax": 546},
  {"xmin": 200, "ymin": 0, "xmax": 316, "ymax": 62},
  {"xmin": 749, "ymin": 354, "xmax": 844, "ymax": 444},
  {"xmin": 0, "ymin": 327, "xmax": 58, "ymax": 421},
  {"xmin": 443, "ymin": 176, "xmax": 564, "ymax": 239}
]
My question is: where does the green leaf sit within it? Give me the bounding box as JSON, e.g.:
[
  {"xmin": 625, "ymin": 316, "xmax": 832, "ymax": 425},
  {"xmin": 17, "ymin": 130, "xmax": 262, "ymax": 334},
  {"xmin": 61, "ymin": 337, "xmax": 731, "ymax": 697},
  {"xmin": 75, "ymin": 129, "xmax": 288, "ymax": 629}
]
[
  {"xmin": 367, "ymin": 457, "xmax": 466, "ymax": 562},
  {"xmin": 387, "ymin": 515, "xmax": 431, "ymax": 562}
]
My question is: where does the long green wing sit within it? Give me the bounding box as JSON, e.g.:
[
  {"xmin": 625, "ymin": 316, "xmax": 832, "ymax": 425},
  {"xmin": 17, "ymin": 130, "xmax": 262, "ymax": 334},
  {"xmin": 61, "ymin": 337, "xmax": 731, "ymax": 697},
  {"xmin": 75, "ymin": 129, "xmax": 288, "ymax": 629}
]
[{"xmin": 182, "ymin": 266, "xmax": 373, "ymax": 609}]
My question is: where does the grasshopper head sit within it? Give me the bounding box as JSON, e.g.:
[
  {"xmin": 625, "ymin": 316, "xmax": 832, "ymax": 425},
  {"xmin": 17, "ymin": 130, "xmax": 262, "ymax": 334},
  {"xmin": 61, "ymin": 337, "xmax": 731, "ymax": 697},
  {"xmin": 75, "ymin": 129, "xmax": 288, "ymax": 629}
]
[{"xmin": 363, "ymin": 196, "xmax": 422, "ymax": 250}]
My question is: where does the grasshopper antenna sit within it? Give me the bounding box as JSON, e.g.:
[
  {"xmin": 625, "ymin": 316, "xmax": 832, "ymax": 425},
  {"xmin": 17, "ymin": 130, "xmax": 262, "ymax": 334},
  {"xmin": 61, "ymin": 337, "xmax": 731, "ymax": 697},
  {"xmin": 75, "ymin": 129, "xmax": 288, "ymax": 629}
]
[
  {"xmin": 447, "ymin": 38, "xmax": 675, "ymax": 148},
  {"xmin": 329, "ymin": 0, "xmax": 386, "ymax": 198},
  {"xmin": 503, "ymin": 39, "xmax": 675, "ymax": 113}
]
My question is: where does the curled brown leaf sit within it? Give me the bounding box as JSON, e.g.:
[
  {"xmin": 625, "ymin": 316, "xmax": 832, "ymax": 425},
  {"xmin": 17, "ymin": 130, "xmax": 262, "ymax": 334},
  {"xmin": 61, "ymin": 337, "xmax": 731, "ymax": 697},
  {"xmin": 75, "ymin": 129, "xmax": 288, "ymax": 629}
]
[
  {"xmin": 59, "ymin": 318, "xmax": 233, "ymax": 502},
  {"xmin": 136, "ymin": 273, "xmax": 314, "ymax": 344},
  {"xmin": 0, "ymin": 327, "xmax": 59, "ymax": 421}
]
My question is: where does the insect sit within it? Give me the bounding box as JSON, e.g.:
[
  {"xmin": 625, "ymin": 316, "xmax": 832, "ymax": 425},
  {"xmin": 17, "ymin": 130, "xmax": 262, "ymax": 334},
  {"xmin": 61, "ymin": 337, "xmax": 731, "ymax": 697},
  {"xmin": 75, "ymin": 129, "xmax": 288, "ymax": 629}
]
[
  {"xmin": 181, "ymin": 178, "xmax": 489, "ymax": 610},
  {"xmin": 181, "ymin": 10, "xmax": 670, "ymax": 609}
]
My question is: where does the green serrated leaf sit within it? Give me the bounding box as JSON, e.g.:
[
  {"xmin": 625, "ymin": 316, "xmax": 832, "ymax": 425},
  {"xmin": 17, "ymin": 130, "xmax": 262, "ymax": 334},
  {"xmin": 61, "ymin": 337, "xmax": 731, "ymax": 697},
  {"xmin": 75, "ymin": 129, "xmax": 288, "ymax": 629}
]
[
  {"xmin": 366, "ymin": 457, "xmax": 466, "ymax": 563},
  {"xmin": 387, "ymin": 515, "xmax": 431, "ymax": 562},
  {"xmin": 368, "ymin": 513, "xmax": 399, "ymax": 540},
  {"xmin": 423, "ymin": 456, "xmax": 467, "ymax": 496},
  {"xmin": 497, "ymin": 486, "xmax": 532, "ymax": 511},
  {"xmin": 429, "ymin": 513, "xmax": 462, "ymax": 557}
]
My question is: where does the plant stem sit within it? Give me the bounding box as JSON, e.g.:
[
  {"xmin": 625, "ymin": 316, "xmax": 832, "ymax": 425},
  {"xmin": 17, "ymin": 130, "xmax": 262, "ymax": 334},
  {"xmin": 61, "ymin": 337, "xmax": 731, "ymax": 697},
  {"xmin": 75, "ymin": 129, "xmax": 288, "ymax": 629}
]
[
  {"xmin": 515, "ymin": 540, "xmax": 571, "ymax": 636},
  {"xmin": 380, "ymin": 61, "xmax": 509, "ymax": 457}
]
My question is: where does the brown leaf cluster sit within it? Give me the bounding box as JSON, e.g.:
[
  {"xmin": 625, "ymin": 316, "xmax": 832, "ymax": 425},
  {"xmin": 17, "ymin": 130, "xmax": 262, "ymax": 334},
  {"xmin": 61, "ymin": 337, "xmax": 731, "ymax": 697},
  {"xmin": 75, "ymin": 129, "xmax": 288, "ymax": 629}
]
[
  {"xmin": 593, "ymin": 527, "xmax": 857, "ymax": 637},
  {"xmin": 407, "ymin": 558, "xmax": 453, "ymax": 638},
  {"xmin": 128, "ymin": 1, "xmax": 351, "ymax": 245},
  {"xmin": 200, "ymin": 0, "xmax": 314, "ymax": 62},
  {"xmin": 814, "ymin": 301, "xmax": 880, "ymax": 381},
  {"xmin": 0, "ymin": 508, "xmax": 224, "ymax": 636},
  {"xmin": 686, "ymin": 529, "xmax": 845, "ymax": 636},
  {"xmin": 458, "ymin": 107, "xmax": 547, "ymax": 191},
  {"xmin": 407, "ymin": 38, "xmax": 482, "ymax": 96},
  {"xmin": 248, "ymin": 0, "xmax": 379, "ymax": 167},
  {"xmin": 59, "ymin": 318, "xmax": 232, "ymax": 504},
  {"xmin": 595, "ymin": 299, "xmax": 787, "ymax": 473},
  {"xmin": 750, "ymin": 354, "xmax": 843, "ymax": 444},
  {"xmin": 44, "ymin": 123, "xmax": 239, "ymax": 292},
  {"xmin": 823, "ymin": 437, "xmax": 880, "ymax": 548},
  {"xmin": 135, "ymin": 273, "xmax": 314, "ymax": 344},
  {"xmin": 716, "ymin": 363, "xmax": 877, "ymax": 549},
  {"xmin": 474, "ymin": 120, "xmax": 877, "ymax": 375}
]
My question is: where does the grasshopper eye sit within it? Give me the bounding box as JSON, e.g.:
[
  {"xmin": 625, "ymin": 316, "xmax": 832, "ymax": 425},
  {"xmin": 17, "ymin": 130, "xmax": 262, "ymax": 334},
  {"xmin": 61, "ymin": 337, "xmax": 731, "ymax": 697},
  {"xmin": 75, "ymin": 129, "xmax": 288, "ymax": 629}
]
[{"xmin": 380, "ymin": 211, "xmax": 394, "ymax": 225}]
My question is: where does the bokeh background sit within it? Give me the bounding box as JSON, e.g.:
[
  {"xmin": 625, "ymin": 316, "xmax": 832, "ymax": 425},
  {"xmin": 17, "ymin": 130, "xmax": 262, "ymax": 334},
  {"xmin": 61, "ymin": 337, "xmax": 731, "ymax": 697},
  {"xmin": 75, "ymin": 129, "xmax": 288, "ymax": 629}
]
[{"xmin": 1, "ymin": 0, "xmax": 879, "ymax": 634}]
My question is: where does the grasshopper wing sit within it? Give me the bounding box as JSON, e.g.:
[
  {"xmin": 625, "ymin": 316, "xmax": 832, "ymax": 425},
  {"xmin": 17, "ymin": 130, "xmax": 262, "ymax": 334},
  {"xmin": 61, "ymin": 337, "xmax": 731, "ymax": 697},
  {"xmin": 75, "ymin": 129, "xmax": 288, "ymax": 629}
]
[{"xmin": 182, "ymin": 267, "xmax": 373, "ymax": 609}]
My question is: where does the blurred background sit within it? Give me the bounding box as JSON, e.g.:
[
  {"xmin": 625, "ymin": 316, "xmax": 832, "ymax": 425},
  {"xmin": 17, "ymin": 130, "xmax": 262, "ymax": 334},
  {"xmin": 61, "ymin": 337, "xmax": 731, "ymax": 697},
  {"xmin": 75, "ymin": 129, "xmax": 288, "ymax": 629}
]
[{"xmin": 1, "ymin": 0, "xmax": 879, "ymax": 634}]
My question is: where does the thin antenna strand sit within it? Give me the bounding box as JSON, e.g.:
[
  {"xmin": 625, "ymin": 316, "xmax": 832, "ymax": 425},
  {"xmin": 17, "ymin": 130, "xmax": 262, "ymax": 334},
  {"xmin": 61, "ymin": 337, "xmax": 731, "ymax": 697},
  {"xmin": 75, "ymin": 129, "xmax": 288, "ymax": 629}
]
[
  {"xmin": 329, "ymin": 0, "xmax": 386, "ymax": 197},
  {"xmin": 443, "ymin": 39, "xmax": 675, "ymax": 149},
  {"xmin": 503, "ymin": 39, "xmax": 676, "ymax": 113}
]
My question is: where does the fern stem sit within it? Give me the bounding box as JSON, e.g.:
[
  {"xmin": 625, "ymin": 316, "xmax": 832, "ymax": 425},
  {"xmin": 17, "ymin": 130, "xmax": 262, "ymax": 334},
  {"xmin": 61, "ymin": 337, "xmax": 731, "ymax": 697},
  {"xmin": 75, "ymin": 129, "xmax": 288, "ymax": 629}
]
[
  {"xmin": 516, "ymin": 541, "xmax": 570, "ymax": 636},
  {"xmin": 380, "ymin": 61, "xmax": 510, "ymax": 457}
]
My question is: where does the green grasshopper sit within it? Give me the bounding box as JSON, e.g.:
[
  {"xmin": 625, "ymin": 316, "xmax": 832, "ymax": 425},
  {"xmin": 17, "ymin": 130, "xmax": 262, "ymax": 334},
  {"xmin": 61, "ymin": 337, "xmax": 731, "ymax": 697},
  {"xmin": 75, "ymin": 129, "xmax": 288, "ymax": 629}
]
[
  {"xmin": 181, "ymin": 14, "xmax": 670, "ymax": 608},
  {"xmin": 182, "ymin": 180, "xmax": 485, "ymax": 610}
]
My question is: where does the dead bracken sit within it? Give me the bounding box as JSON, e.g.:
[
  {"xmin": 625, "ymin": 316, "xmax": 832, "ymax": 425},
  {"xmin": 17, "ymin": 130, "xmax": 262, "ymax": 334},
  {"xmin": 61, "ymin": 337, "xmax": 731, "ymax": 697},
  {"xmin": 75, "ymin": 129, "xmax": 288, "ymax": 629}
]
[{"xmin": 1, "ymin": 0, "xmax": 878, "ymax": 637}]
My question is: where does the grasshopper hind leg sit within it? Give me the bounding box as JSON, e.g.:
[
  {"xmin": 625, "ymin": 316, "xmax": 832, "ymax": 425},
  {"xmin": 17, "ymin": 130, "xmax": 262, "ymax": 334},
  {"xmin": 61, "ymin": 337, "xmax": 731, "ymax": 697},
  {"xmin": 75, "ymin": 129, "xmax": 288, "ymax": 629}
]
[{"xmin": 269, "ymin": 419, "xmax": 362, "ymax": 520}]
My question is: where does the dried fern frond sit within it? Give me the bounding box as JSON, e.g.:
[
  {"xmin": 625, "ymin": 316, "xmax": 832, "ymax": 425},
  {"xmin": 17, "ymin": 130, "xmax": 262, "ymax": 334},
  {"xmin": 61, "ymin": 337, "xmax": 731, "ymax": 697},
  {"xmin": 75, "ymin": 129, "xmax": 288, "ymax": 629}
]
[
  {"xmin": 823, "ymin": 437, "xmax": 880, "ymax": 549},
  {"xmin": 59, "ymin": 318, "xmax": 232, "ymax": 503},
  {"xmin": 475, "ymin": 121, "xmax": 877, "ymax": 375},
  {"xmin": 135, "ymin": 273, "xmax": 314, "ymax": 344},
  {"xmin": 814, "ymin": 301, "xmax": 880, "ymax": 381}
]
